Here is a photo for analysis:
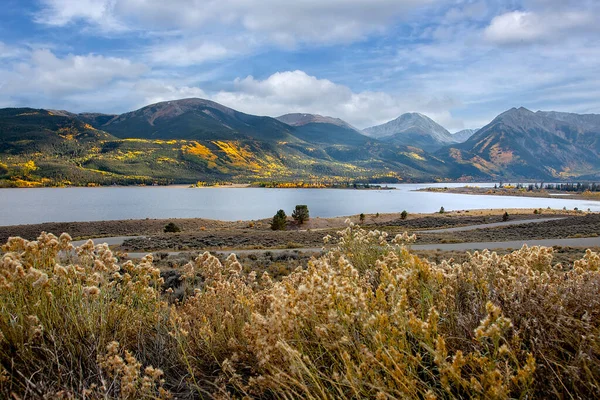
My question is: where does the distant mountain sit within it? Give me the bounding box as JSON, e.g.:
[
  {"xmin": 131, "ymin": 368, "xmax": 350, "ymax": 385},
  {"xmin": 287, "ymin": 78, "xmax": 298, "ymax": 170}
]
[
  {"xmin": 439, "ymin": 107, "xmax": 600, "ymax": 179},
  {"xmin": 92, "ymin": 98, "xmax": 297, "ymax": 142},
  {"xmin": 277, "ymin": 113, "xmax": 369, "ymax": 146},
  {"xmin": 363, "ymin": 113, "xmax": 457, "ymax": 152},
  {"xmin": 277, "ymin": 113, "xmax": 359, "ymax": 131},
  {"xmin": 4, "ymin": 100, "xmax": 600, "ymax": 186},
  {"xmin": 0, "ymin": 101, "xmax": 457, "ymax": 187},
  {"xmin": 452, "ymin": 128, "xmax": 478, "ymax": 143}
]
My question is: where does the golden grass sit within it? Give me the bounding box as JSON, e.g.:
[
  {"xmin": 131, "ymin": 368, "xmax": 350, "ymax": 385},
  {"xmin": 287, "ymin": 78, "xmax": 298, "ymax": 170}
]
[{"xmin": 1, "ymin": 225, "xmax": 600, "ymax": 398}]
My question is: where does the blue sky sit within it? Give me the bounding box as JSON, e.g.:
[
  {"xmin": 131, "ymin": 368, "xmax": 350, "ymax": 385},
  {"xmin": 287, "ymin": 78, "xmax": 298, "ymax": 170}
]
[{"xmin": 0, "ymin": 0, "xmax": 599, "ymax": 131}]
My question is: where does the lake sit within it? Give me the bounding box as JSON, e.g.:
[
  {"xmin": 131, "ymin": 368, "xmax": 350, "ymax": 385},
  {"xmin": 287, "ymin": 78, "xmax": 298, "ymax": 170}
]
[{"xmin": 1, "ymin": 183, "xmax": 600, "ymax": 226}]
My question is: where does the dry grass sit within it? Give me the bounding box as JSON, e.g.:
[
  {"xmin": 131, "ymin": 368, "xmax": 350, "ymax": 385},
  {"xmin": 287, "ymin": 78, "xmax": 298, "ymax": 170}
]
[{"xmin": 1, "ymin": 225, "xmax": 599, "ymax": 398}]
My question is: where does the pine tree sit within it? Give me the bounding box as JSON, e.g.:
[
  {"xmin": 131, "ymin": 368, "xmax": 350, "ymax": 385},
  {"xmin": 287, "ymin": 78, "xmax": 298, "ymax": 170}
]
[
  {"xmin": 271, "ymin": 210, "xmax": 287, "ymax": 230},
  {"xmin": 292, "ymin": 205, "xmax": 310, "ymax": 225}
]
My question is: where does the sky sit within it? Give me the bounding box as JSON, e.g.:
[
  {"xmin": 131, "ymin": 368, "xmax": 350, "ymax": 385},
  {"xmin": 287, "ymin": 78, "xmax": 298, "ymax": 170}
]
[{"xmin": 0, "ymin": 0, "xmax": 598, "ymax": 131}]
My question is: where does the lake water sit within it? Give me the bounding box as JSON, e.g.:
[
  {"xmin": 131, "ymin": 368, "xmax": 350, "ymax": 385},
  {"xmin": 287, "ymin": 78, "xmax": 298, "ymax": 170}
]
[{"xmin": 1, "ymin": 183, "xmax": 600, "ymax": 226}]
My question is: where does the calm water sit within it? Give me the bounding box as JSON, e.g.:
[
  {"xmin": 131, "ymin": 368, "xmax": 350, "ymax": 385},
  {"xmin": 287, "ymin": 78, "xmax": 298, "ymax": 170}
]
[{"xmin": 1, "ymin": 183, "xmax": 600, "ymax": 226}]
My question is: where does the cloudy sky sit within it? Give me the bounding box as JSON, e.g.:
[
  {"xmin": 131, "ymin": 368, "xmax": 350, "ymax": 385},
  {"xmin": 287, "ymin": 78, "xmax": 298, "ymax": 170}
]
[{"xmin": 0, "ymin": 0, "xmax": 598, "ymax": 131}]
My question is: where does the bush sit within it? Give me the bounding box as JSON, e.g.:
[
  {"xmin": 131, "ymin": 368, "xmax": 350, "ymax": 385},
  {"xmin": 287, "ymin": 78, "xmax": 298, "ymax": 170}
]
[
  {"xmin": 2, "ymin": 228, "xmax": 600, "ymax": 398},
  {"xmin": 292, "ymin": 205, "xmax": 309, "ymax": 225},
  {"xmin": 401, "ymin": 210, "xmax": 408, "ymax": 219},
  {"xmin": 359, "ymin": 213, "xmax": 365, "ymax": 223},
  {"xmin": 502, "ymin": 211, "xmax": 510, "ymax": 221},
  {"xmin": 271, "ymin": 209, "xmax": 287, "ymax": 230},
  {"xmin": 0, "ymin": 233, "xmax": 171, "ymax": 398},
  {"xmin": 163, "ymin": 222, "xmax": 181, "ymax": 233},
  {"xmin": 439, "ymin": 206, "xmax": 445, "ymax": 214}
]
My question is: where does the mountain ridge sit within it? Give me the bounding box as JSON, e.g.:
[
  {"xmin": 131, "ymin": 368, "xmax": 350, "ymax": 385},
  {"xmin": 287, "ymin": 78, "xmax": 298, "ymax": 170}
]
[
  {"xmin": 2, "ymin": 99, "xmax": 600, "ymax": 186},
  {"xmin": 439, "ymin": 107, "xmax": 600, "ymax": 179},
  {"xmin": 363, "ymin": 112, "xmax": 458, "ymax": 152}
]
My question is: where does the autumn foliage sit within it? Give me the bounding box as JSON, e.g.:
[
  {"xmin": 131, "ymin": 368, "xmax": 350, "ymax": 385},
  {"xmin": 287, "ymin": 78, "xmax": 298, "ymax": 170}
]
[{"xmin": 1, "ymin": 225, "xmax": 599, "ymax": 398}]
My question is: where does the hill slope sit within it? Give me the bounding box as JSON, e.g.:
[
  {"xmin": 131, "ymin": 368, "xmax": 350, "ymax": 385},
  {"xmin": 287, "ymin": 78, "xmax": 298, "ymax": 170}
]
[
  {"xmin": 0, "ymin": 102, "xmax": 456, "ymax": 187},
  {"xmin": 438, "ymin": 107, "xmax": 600, "ymax": 179},
  {"xmin": 94, "ymin": 98, "xmax": 298, "ymax": 142},
  {"xmin": 363, "ymin": 113, "xmax": 457, "ymax": 152}
]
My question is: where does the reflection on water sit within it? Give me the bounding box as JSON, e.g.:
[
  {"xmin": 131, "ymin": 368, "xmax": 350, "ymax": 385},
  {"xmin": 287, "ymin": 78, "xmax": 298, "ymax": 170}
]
[{"xmin": 1, "ymin": 182, "xmax": 600, "ymax": 226}]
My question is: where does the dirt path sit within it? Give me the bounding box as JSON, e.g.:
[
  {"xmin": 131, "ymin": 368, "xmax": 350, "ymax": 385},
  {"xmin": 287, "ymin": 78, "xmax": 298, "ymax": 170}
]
[
  {"xmin": 416, "ymin": 217, "xmax": 565, "ymax": 233},
  {"xmin": 117, "ymin": 236, "xmax": 600, "ymax": 259},
  {"xmin": 72, "ymin": 236, "xmax": 145, "ymax": 247},
  {"xmin": 73, "ymin": 216, "xmax": 567, "ymax": 249}
]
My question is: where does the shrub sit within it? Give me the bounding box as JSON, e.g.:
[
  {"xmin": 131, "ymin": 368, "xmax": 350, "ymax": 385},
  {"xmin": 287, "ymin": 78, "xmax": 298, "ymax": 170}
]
[
  {"xmin": 359, "ymin": 213, "xmax": 365, "ymax": 223},
  {"xmin": 292, "ymin": 205, "xmax": 309, "ymax": 225},
  {"xmin": 271, "ymin": 209, "xmax": 287, "ymax": 230},
  {"xmin": 163, "ymin": 222, "xmax": 181, "ymax": 233},
  {"xmin": 2, "ymin": 227, "xmax": 600, "ymax": 398},
  {"xmin": 502, "ymin": 211, "xmax": 510, "ymax": 221},
  {"xmin": 401, "ymin": 210, "xmax": 408, "ymax": 219},
  {"xmin": 0, "ymin": 233, "xmax": 172, "ymax": 398},
  {"xmin": 439, "ymin": 206, "xmax": 445, "ymax": 213}
]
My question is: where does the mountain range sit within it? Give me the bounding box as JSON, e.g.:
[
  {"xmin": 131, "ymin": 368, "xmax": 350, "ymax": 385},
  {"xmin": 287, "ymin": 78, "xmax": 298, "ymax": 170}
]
[
  {"xmin": 440, "ymin": 107, "xmax": 600, "ymax": 180},
  {"xmin": 363, "ymin": 112, "xmax": 459, "ymax": 152},
  {"xmin": 0, "ymin": 98, "xmax": 599, "ymax": 187}
]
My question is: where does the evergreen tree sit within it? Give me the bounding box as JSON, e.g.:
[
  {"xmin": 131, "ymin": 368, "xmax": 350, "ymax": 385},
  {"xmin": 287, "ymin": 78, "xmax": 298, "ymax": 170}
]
[
  {"xmin": 271, "ymin": 210, "xmax": 287, "ymax": 230},
  {"xmin": 292, "ymin": 205, "xmax": 310, "ymax": 224},
  {"xmin": 401, "ymin": 210, "xmax": 408, "ymax": 220}
]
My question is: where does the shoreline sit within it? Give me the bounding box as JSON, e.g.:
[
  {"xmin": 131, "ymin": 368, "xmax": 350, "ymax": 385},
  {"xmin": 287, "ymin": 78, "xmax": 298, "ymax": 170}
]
[
  {"xmin": 0, "ymin": 180, "xmax": 486, "ymax": 189},
  {"xmin": 417, "ymin": 186, "xmax": 600, "ymax": 201},
  {"xmin": 0, "ymin": 208, "xmax": 584, "ymax": 242}
]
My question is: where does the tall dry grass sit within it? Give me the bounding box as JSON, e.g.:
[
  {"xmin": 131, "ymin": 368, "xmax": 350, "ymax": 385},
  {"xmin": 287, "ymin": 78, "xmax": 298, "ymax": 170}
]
[{"xmin": 0, "ymin": 224, "xmax": 599, "ymax": 398}]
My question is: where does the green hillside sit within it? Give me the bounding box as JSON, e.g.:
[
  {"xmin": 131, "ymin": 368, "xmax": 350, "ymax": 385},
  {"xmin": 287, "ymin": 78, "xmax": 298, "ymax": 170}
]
[
  {"xmin": 0, "ymin": 102, "xmax": 453, "ymax": 187},
  {"xmin": 4, "ymin": 100, "xmax": 598, "ymax": 187}
]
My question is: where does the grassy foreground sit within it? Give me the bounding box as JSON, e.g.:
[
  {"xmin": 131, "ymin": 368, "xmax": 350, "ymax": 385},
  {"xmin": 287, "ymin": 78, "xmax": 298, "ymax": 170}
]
[{"xmin": 1, "ymin": 225, "xmax": 599, "ymax": 399}]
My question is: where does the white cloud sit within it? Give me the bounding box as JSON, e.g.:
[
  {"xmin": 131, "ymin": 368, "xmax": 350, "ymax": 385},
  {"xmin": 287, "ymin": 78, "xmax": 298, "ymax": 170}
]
[
  {"xmin": 484, "ymin": 9, "xmax": 596, "ymax": 45},
  {"xmin": 0, "ymin": 42, "xmax": 27, "ymax": 59},
  {"xmin": 2, "ymin": 49, "xmax": 146, "ymax": 96},
  {"xmin": 210, "ymin": 70, "xmax": 462, "ymax": 129},
  {"xmin": 35, "ymin": 0, "xmax": 125, "ymax": 31},
  {"xmin": 36, "ymin": 0, "xmax": 437, "ymax": 45},
  {"xmin": 148, "ymin": 41, "xmax": 232, "ymax": 66}
]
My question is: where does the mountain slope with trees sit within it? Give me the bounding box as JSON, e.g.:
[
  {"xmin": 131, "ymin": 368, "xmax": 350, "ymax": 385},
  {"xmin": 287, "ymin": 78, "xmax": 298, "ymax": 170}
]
[
  {"xmin": 1, "ymin": 101, "xmax": 600, "ymax": 186},
  {"xmin": 0, "ymin": 101, "xmax": 454, "ymax": 187},
  {"xmin": 437, "ymin": 107, "xmax": 600, "ymax": 179}
]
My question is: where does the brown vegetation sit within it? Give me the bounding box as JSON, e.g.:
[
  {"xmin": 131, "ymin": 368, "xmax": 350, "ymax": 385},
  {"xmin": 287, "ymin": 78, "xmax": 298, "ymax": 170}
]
[{"xmin": 1, "ymin": 225, "xmax": 600, "ymax": 398}]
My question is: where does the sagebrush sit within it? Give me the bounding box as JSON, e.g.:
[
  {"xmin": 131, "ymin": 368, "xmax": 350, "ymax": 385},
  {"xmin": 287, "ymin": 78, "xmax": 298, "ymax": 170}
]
[{"xmin": 1, "ymin": 222, "xmax": 599, "ymax": 398}]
